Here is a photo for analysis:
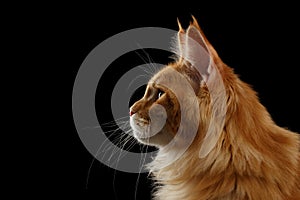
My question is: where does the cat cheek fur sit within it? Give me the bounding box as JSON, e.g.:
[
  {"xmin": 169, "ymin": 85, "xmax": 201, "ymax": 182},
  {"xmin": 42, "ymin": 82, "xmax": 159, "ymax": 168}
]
[{"xmin": 129, "ymin": 93, "xmax": 178, "ymax": 146}]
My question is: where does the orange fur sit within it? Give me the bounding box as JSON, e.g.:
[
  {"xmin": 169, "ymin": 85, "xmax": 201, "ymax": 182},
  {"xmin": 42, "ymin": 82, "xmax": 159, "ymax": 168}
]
[{"xmin": 130, "ymin": 17, "xmax": 300, "ymax": 200}]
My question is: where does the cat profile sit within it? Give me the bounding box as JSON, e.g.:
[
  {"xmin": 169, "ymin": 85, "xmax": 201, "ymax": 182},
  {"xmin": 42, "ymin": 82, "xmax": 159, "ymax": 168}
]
[{"xmin": 129, "ymin": 16, "xmax": 300, "ymax": 200}]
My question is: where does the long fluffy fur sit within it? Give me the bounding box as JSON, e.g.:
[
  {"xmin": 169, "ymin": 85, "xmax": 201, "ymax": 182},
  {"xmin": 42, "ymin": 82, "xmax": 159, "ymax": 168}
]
[
  {"xmin": 149, "ymin": 19, "xmax": 300, "ymax": 200},
  {"xmin": 149, "ymin": 63, "xmax": 300, "ymax": 200},
  {"xmin": 130, "ymin": 19, "xmax": 300, "ymax": 200}
]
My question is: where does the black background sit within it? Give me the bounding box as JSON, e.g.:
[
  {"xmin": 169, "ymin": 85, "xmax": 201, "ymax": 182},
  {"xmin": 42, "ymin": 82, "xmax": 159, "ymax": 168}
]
[{"xmin": 20, "ymin": 2, "xmax": 300, "ymax": 199}]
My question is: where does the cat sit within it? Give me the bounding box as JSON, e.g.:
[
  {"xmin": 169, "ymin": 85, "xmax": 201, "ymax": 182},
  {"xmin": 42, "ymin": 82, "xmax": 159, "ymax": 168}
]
[{"xmin": 129, "ymin": 16, "xmax": 300, "ymax": 200}]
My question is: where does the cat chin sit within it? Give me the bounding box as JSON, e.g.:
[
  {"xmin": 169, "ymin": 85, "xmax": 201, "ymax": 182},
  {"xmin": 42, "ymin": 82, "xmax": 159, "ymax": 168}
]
[
  {"xmin": 132, "ymin": 129, "xmax": 174, "ymax": 147},
  {"xmin": 130, "ymin": 114, "xmax": 173, "ymax": 146}
]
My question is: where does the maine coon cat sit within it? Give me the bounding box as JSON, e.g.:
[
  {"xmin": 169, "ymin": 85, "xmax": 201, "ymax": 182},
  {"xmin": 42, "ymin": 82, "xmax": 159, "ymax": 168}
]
[{"xmin": 129, "ymin": 16, "xmax": 300, "ymax": 200}]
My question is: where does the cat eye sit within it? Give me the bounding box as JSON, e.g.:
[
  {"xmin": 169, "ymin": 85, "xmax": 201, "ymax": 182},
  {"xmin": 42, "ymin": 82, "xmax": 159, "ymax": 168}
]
[{"xmin": 158, "ymin": 90, "xmax": 165, "ymax": 99}]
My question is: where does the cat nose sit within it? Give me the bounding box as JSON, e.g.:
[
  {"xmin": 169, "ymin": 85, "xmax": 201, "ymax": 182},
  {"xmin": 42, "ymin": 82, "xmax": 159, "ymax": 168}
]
[{"xmin": 129, "ymin": 109, "xmax": 136, "ymax": 116}]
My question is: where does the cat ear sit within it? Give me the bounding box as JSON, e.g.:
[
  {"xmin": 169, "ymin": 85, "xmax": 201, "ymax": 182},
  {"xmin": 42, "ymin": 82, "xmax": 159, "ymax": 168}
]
[
  {"xmin": 181, "ymin": 17, "xmax": 227, "ymax": 158},
  {"xmin": 176, "ymin": 16, "xmax": 223, "ymax": 83},
  {"xmin": 184, "ymin": 21, "xmax": 212, "ymax": 82},
  {"xmin": 177, "ymin": 18, "xmax": 185, "ymax": 59}
]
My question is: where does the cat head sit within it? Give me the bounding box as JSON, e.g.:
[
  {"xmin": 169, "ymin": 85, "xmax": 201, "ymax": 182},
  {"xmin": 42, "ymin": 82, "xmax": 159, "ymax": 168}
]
[{"xmin": 130, "ymin": 17, "xmax": 228, "ymax": 157}]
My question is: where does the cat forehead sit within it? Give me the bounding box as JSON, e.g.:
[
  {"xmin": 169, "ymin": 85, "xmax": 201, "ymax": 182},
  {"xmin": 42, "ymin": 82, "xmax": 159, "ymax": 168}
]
[
  {"xmin": 149, "ymin": 66, "xmax": 178, "ymax": 85},
  {"xmin": 148, "ymin": 66, "xmax": 193, "ymax": 92}
]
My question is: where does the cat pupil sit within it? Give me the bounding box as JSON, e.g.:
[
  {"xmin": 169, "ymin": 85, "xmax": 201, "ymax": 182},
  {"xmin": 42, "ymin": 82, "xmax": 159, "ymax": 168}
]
[{"xmin": 158, "ymin": 90, "xmax": 164, "ymax": 99}]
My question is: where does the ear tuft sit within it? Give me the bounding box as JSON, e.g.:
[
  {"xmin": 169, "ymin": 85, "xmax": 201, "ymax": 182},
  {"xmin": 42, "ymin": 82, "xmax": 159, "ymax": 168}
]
[
  {"xmin": 176, "ymin": 18, "xmax": 186, "ymax": 59},
  {"xmin": 191, "ymin": 15, "xmax": 201, "ymax": 30},
  {"xmin": 174, "ymin": 16, "xmax": 223, "ymax": 81},
  {"xmin": 177, "ymin": 18, "xmax": 184, "ymax": 33}
]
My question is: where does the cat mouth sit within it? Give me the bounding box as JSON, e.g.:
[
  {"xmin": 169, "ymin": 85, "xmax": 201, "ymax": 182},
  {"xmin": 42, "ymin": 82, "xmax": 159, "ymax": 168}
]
[
  {"xmin": 130, "ymin": 114, "xmax": 174, "ymax": 146},
  {"xmin": 130, "ymin": 115, "xmax": 157, "ymax": 143},
  {"xmin": 135, "ymin": 118, "xmax": 150, "ymax": 126},
  {"xmin": 130, "ymin": 117, "xmax": 150, "ymax": 136}
]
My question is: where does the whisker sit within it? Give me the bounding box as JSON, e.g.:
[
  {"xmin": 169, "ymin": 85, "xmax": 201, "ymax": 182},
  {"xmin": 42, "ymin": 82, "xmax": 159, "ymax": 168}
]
[
  {"xmin": 112, "ymin": 167, "xmax": 119, "ymax": 200},
  {"xmin": 86, "ymin": 119, "xmax": 131, "ymax": 188},
  {"xmin": 137, "ymin": 46, "xmax": 161, "ymax": 75},
  {"xmin": 101, "ymin": 116, "xmax": 130, "ymax": 126},
  {"xmin": 134, "ymin": 49, "xmax": 157, "ymax": 77},
  {"xmin": 134, "ymin": 139, "xmax": 150, "ymax": 200},
  {"xmin": 82, "ymin": 116, "xmax": 130, "ymax": 131},
  {"xmin": 102, "ymin": 130, "xmax": 129, "ymax": 155},
  {"xmin": 103, "ymin": 124, "xmax": 134, "ymax": 166},
  {"xmin": 110, "ymin": 128, "xmax": 135, "ymax": 200},
  {"xmin": 85, "ymin": 156, "xmax": 96, "ymax": 189},
  {"xmin": 135, "ymin": 50, "xmax": 150, "ymax": 66},
  {"xmin": 123, "ymin": 136, "xmax": 137, "ymax": 152},
  {"xmin": 85, "ymin": 126, "xmax": 125, "ymax": 188},
  {"xmin": 110, "ymin": 135, "xmax": 136, "ymax": 167},
  {"xmin": 127, "ymin": 74, "xmax": 150, "ymax": 91},
  {"xmin": 102, "ymin": 121, "xmax": 129, "ymax": 129}
]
